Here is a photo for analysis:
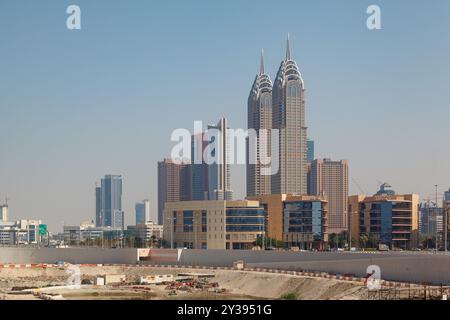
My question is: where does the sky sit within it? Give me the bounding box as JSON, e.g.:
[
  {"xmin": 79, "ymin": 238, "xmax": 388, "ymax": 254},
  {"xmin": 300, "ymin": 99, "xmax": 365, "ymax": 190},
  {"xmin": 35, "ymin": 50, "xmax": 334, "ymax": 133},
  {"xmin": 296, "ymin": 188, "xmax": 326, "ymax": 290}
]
[{"xmin": 1, "ymin": 0, "xmax": 450, "ymax": 232}]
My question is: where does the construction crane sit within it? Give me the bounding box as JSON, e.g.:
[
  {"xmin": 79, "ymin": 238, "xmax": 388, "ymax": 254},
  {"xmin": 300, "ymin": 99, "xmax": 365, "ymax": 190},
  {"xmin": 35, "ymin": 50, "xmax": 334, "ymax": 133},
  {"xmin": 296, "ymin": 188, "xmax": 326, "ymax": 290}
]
[{"xmin": 351, "ymin": 178, "xmax": 366, "ymax": 195}]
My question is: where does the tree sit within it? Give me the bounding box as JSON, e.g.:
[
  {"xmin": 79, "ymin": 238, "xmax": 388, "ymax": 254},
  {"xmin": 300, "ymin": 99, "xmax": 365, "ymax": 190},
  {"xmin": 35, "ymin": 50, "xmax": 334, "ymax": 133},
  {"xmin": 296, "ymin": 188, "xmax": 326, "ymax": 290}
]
[
  {"xmin": 254, "ymin": 237, "xmax": 284, "ymax": 249},
  {"xmin": 359, "ymin": 233, "xmax": 369, "ymax": 248},
  {"xmin": 328, "ymin": 233, "xmax": 339, "ymax": 249}
]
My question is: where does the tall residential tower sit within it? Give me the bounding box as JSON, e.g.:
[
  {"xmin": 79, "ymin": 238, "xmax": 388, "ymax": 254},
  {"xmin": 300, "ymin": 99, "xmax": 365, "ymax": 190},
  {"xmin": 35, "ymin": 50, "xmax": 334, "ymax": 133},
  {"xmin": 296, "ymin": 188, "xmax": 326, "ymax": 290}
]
[{"xmin": 309, "ymin": 159, "xmax": 349, "ymax": 234}]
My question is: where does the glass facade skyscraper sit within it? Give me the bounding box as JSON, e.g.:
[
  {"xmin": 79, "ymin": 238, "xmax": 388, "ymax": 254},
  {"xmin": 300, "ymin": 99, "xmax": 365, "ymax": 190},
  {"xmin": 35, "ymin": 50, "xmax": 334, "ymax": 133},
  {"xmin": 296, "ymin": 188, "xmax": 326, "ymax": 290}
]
[
  {"xmin": 206, "ymin": 118, "xmax": 233, "ymax": 200},
  {"xmin": 135, "ymin": 199, "xmax": 150, "ymax": 225},
  {"xmin": 307, "ymin": 139, "xmax": 314, "ymax": 163},
  {"xmin": 95, "ymin": 186, "xmax": 102, "ymax": 227},
  {"xmin": 95, "ymin": 175, "xmax": 124, "ymax": 230}
]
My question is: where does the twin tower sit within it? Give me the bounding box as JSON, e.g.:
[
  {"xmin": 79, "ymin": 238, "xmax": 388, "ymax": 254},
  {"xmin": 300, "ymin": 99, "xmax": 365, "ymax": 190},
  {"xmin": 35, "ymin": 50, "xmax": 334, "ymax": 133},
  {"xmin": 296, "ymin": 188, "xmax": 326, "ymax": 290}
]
[{"xmin": 247, "ymin": 34, "xmax": 308, "ymax": 197}]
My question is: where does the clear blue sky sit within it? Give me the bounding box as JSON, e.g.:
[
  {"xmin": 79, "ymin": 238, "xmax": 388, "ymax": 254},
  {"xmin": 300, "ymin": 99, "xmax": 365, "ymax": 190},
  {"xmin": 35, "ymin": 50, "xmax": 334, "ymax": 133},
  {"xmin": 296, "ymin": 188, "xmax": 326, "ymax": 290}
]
[{"xmin": 1, "ymin": 0, "xmax": 449, "ymax": 232}]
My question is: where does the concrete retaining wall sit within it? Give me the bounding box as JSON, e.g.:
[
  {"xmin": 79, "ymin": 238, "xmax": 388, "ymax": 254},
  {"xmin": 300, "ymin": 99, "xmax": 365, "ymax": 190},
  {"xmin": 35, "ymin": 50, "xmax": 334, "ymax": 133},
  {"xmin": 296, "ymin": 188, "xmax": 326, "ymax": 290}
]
[
  {"xmin": 174, "ymin": 250, "xmax": 450, "ymax": 285},
  {"xmin": 2, "ymin": 247, "xmax": 450, "ymax": 285},
  {"xmin": 0, "ymin": 247, "xmax": 138, "ymax": 264}
]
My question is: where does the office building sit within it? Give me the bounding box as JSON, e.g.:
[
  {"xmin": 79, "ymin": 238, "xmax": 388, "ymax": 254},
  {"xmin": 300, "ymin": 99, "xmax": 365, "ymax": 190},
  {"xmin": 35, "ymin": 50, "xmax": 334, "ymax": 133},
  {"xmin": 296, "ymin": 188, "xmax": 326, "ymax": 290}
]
[
  {"xmin": 191, "ymin": 133, "xmax": 209, "ymax": 201},
  {"xmin": 419, "ymin": 201, "xmax": 443, "ymax": 238},
  {"xmin": 307, "ymin": 139, "xmax": 314, "ymax": 163},
  {"xmin": 247, "ymin": 50, "xmax": 273, "ymax": 197},
  {"xmin": 126, "ymin": 222, "xmax": 163, "ymax": 246},
  {"xmin": 271, "ymin": 34, "xmax": 308, "ymax": 195},
  {"xmin": 95, "ymin": 185, "xmax": 102, "ymax": 227},
  {"xmin": 157, "ymin": 158, "xmax": 191, "ymax": 225},
  {"xmin": 135, "ymin": 199, "xmax": 151, "ymax": 225},
  {"xmin": 247, "ymin": 194, "xmax": 328, "ymax": 249},
  {"xmin": 283, "ymin": 195, "xmax": 328, "ymax": 250},
  {"xmin": 95, "ymin": 175, "xmax": 124, "ymax": 230},
  {"xmin": 309, "ymin": 159, "xmax": 349, "ymax": 234},
  {"xmin": 163, "ymin": 200, "xmax": 266, "ymax": 250},
  {"xmin": 206, "ymin": 118, "xmax": 233, "ymax": 200},
  {"xmin": 0, "ymin": 203, "xmax": 8, "ymax": 222},
  {"xmin": 63, "ymin": 220, "xmax": 124, "ymax": 245},
  {"xmin": 0, "ymin": 219, "xmax": 43, "ymax": 245},
  {"xmin": 348, "ymin": 183, "xmax": 419, "ymax": 250},
  {"xmin": 444, "ymin": 189, "xmax": 450, "ymax": 250}
]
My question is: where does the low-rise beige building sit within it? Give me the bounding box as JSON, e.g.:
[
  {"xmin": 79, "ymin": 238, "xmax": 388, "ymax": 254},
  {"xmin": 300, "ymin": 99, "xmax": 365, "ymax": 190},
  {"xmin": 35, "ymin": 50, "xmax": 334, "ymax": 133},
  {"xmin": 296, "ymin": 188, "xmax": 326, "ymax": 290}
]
[
  {"xmin": 163, "ymin": 200, "xmax": 266, "ymax": 250},
  {"xmin": 348, "ymin": 183, "xmax": 419, "ymax": 250}
]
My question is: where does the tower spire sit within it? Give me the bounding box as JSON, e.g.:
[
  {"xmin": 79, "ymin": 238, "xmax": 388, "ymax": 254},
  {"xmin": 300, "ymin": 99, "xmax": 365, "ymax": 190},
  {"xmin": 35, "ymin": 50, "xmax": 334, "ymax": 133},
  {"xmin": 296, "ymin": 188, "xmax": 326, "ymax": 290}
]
[
  {"xmin": 259, "ymin": 49, "xmax": 265, "ymax": 75},
  {"xmin": 286, "ymin": 33, "xmax": 292, "ymax": 60}
]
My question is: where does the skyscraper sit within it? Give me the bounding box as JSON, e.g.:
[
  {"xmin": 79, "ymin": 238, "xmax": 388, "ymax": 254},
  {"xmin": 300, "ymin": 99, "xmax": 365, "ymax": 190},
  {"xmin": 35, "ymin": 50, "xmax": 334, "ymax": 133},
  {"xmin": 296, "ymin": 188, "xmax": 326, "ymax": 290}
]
[
  {"xmin": 309, "ymin": 159, "xmax": 349, "ymax": 234},
  {"xmin": 135, "ymin": 199, "xmax": 150, "ymax": 225},
  {"xmin": 157, "ymin": 158, "xmax": 191, "ymax": 225},
  {"xmin": 307, "ymin": 139, "xmax": 314, "ymax": 163},
  {"xmin": 190, "ymin": 133, "xmax": 209, "ymax": 201},
  {"xmin": 95, "ymin": 185, "xmax": 102, "ymax": 227},
  {"xmin": 0, "ymin": 202, "xmax": 8, "ymax": 222},
  {"xmin": 206, "ymin": 117, "xmax": 233, "ymax": 200},
  {"xmin": 247, "ymin": 50, "xmax": 273, "ymax": 196},
  {"xmin": 95, "ymin": 175, "xmax": 124, "ymax": 230},
  {"xmin": 444, "ymin": 189, "xmax": 450, "ymax": 250},
  {"xmin": 271, "ymin": 34, "xmax": 308, "ymax": 195},
  {"xmin": 419, "ymin": 201, "xmax": 443, "ymax": 238}
]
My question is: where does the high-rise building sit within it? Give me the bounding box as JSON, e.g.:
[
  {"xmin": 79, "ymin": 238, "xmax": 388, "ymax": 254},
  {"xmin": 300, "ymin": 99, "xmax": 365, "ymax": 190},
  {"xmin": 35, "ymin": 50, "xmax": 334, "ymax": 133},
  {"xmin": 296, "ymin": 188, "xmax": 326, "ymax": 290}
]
[
  {"xmin": 0, "ymin": 203, "xmax": 8, "ymax": 222},
  {"xmin": 247, "ymin": 50, "xmax": 273, "ymax": 197},
  {"xmin": 348, "ymin": 183, "xmax": 420, "ymax": 250},
  {"xmin": 190, "ymin": 133, "xmax": 209, "ymax": 201},
  {"xmin": 95, "ymin": 175, "xmax": 124, "ymax": 230},
  {"xmin": 206, "ymin": 118, "xmax": 233, "ymax": 200},
  {"xmin": 95, "ymin": 185, "xmax": 102, "ymax": 227},
  {"xmin": 272, "ymin": 34, "xmax": 308, "ymax": 195},
  {"xmin": 158, "ymin": 159, "xmax": 182, "ymax": 225},
  {"xmin": 309, "ymin": 159, "xmax": 349, "ymax": 234},
  {"xmin": 135, "ymin": 199, "xmax": 151, "ymax": 225},
  {"xmin": 307, "ymin": 139, "xmax": 314, "ymax": 163},
  {"xmin": 443, "ymin": 189, "xmax": 450, "ymax": 250},
  {"xmin": 419, "ymin": 201, "xmax": 443, "ymax": 239}
]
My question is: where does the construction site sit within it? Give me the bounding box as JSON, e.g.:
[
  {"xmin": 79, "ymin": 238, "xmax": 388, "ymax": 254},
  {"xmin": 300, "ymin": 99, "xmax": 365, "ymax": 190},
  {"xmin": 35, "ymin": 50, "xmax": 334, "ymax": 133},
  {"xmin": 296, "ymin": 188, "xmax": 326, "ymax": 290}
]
[
  {"xmin": 0, "ymin": 264, "xmax": 370, "ymax": 300},
  {"xmin": 2, "ymin": 263, "xmax": 450, "ymax": 300},
  {"xmin": 2, "ymin": 247, "xmax": 450, "ymax": 300}
]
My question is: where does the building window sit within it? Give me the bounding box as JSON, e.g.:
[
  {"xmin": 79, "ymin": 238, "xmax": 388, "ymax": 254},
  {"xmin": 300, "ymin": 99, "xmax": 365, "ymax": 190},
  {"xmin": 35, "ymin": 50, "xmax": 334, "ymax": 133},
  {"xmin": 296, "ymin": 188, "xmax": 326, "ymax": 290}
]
[
  {"xmin": 202, "ymin": 211, "xmax": 207, "ymax": 232},
  {"xmin": 183, "ymin": 210, "xmax": 193, "ymax": 233}
]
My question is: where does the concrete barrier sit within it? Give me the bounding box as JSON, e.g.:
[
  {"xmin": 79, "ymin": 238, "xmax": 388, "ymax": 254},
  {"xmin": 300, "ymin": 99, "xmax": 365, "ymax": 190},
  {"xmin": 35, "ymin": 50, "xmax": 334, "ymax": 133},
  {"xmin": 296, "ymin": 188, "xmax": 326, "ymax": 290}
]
[{"xmin": 0, "ymin": 247, "xmax": 138, "ymax": 264}]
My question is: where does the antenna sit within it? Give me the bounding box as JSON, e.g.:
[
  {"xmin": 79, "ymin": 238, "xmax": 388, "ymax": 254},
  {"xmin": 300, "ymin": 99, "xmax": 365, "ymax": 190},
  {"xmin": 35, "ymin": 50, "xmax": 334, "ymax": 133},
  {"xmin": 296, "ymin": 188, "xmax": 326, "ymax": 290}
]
[{"xmin": 4, "ymin": 195, "xmax": 9, "ymax": 206}]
